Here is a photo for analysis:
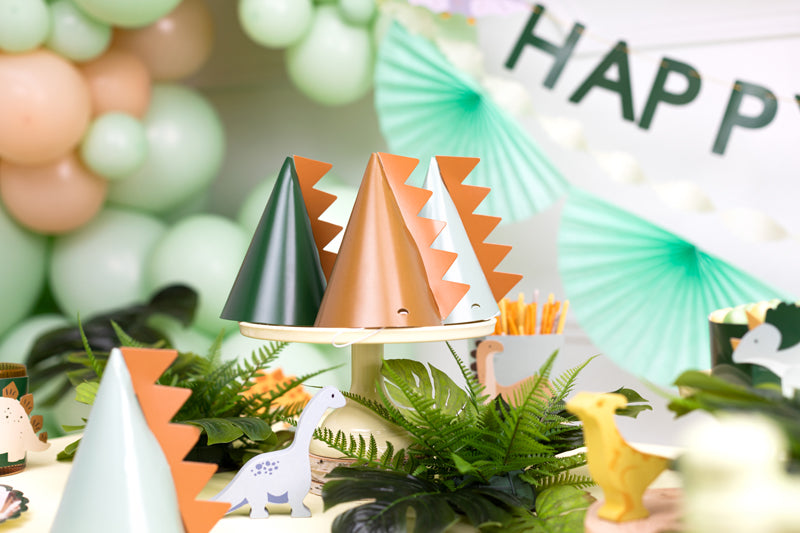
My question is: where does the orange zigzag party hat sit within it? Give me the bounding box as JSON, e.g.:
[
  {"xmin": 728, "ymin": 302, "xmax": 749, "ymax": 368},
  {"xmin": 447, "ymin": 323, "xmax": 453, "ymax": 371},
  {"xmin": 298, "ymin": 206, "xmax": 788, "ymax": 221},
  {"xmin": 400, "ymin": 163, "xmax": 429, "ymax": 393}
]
[
  {"xmin": 379, "ymin": 152, "xmax": 469, "ymax": 319},
  {"xmin": 436, "ymin": 156, "xmax": 522, "ymax": 301},
  {"xmin": 121, "ymin": 347, "xmax": 229, "ymax": 533},
  {"xmin": 294, "ymin": 155, "xmax": 343, "ymax": 282}
]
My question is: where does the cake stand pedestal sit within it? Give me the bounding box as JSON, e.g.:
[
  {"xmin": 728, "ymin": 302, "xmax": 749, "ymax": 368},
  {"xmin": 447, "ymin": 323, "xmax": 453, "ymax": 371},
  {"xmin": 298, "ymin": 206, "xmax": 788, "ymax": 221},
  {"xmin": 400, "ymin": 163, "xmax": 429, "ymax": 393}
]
[{"xmin": 238, "ymin": 320, "xmax": 495, "ymax": 458}]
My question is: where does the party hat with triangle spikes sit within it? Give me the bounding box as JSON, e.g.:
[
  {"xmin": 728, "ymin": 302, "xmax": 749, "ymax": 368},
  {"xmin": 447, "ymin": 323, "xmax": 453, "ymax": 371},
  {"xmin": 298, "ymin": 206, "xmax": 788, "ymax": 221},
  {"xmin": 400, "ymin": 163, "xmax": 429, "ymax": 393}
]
[
  {"xmin": 436, "ymin": 156, "xmax": 522, "ymax": 301},
  {"xmin": 375, "ymin": 22, "xmax": 568, "ymax": 222},
  {"xmin": 315, "ymin": 153, "xmax": 442, "ymax": 328},
  {"xmin": 380, "ymin": 152, "xmax": 469, "ymax": 320},
  {"xmin": 419, "ymin": 157, "xmax": 498, "ymax": 323},
  {"xmin": 52, "ymin": 348, "xmax": 227, "ymax": 533},
  {"xmin": 294, "ymin": 156, "xmax": 343, "ymax": 282},
  {"xmin": 221, "ymin": 156, "xmax": 327, "ymax": 326}
]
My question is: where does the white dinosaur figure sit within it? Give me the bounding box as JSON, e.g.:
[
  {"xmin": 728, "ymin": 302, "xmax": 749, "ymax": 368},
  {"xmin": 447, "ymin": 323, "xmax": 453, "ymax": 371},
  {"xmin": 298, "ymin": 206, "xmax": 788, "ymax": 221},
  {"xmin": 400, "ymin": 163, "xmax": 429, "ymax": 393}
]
[
  {"xmin": 211, "ymin": 386, "xmax": 345, "ymax": 518},
  {"xmin": 732, "ymin": 323, "xmax": 800, "ymax": 397}
]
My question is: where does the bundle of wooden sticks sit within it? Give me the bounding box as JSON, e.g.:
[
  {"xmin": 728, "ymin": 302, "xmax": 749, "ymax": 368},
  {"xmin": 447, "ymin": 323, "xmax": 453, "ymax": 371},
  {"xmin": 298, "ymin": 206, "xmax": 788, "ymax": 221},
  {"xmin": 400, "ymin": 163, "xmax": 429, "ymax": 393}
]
[{"xmin": 493, "ymin": 292, "xmax": 569, "ymax": 335}]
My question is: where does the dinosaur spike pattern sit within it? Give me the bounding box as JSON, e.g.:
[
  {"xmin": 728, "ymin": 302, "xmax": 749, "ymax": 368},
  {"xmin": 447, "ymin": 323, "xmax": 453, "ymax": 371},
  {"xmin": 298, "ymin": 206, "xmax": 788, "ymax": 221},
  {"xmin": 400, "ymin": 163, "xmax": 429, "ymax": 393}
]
[
  {"xmin": 436, "ymin": 156, "xmax": 522, "ymax": 301},
  {"xmin": 121, "ymin": 348, "xmax": 229, "ymax": 533},
  {"xmin": 294, "ymin": 156, "xmax": 343, "ymax": 282},
  {"xmin": 378, "ymin": 152, "xmax": 469, "ymax": 319}
]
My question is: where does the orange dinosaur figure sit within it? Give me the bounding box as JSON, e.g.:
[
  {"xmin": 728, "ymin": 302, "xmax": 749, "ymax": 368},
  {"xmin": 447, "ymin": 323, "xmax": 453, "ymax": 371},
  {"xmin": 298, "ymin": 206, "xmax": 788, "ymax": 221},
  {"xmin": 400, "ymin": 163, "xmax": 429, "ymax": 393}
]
[
  {"xmin": 475, "ymin": 340, "xmax": 547, "ymax": 405},
  {"xmin": 566, "ymin": 392, "xmax": 670, "ymax": 522}
]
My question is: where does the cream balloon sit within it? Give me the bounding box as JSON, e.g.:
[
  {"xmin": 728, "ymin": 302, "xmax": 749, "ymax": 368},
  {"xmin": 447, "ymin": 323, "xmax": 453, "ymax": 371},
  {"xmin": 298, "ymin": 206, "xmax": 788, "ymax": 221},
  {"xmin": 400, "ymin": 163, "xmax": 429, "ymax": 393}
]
[
  {"xmin": 0, "ymin": 50, "xmax": 91, "ymax": 164},
  {"xmin": 79, "ymin": 48, "xmax": 151, "ymax": 118},
  {"xmin": 0, "ymin": 153, "xmax": 108, "ymax": 234},
  {"xmin": 113, "ymin": 0, "xmax": 214, "ymax": 81}
]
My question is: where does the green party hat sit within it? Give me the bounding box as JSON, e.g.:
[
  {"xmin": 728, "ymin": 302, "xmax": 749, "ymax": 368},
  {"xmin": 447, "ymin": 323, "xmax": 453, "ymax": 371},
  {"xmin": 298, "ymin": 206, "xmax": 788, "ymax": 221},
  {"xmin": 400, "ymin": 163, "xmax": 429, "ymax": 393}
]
[{"xmin": 221, "ymin": 156, "xmax": 326, "ymax": 326}]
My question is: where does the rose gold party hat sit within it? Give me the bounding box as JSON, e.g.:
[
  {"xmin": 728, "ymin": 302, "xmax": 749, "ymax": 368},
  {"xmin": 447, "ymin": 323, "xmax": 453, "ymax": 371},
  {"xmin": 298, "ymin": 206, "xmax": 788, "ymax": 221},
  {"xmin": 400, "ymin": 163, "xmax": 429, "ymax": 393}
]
[{"xmin": 314, "ymin": 153, "xmax": 441, "ymax": 328}]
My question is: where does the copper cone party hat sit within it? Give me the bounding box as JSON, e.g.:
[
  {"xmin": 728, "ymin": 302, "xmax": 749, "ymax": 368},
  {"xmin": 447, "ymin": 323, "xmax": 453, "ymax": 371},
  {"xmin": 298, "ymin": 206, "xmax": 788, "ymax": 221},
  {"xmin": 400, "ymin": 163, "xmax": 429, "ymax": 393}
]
[
  {"xmin": 221, "ymin": 156, "xmax": 327, "ymax": 326},
  {"xmin": 437, "ymin": 156, "xmax": 522, "ymax": 301},
  {"xmin": 420, "ymin": 158, "xmax": 498, "ymax": 323},
  {"xmin": 314, "ymin": 153, "xmax": 441, "ymax": 328}
]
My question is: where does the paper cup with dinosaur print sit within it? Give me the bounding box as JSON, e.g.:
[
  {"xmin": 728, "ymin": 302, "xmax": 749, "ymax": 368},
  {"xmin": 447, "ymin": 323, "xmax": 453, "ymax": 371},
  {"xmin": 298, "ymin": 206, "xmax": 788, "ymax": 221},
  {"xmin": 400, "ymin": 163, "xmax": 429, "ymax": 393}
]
[
  {"xmin": 476, "ymin": 335, "xmax": 564, "ymax": 399},
  {"xmin": 0, "ymin": 363, "xmax": 29, "ymax": 475}
]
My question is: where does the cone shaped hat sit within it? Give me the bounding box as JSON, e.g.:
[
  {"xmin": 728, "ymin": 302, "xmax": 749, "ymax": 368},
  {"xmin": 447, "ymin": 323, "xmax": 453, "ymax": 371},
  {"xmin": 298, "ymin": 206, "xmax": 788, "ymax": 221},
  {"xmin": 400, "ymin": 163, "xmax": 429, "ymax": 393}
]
[
  {"xmin": 52, "ymin": 349, "xmax": 183, "ymax": 533},
  {"xmin": 420, "ymin": 158, "xmax": 498, "ymax": 323},
  {"xmin": 221, "ymin": 157, "xmax": 326, "ymax": 326},
  {"xmin": 315, "ymin": 153, "xmax": 441, "ymax": 328}
]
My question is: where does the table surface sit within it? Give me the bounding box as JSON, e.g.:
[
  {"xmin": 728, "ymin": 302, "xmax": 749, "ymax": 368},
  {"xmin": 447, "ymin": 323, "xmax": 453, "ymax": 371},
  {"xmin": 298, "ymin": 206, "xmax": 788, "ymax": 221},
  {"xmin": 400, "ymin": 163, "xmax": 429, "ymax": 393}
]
[{"xmin": 7, "ymin": 436, "xmax": 681, "ymax": 532}]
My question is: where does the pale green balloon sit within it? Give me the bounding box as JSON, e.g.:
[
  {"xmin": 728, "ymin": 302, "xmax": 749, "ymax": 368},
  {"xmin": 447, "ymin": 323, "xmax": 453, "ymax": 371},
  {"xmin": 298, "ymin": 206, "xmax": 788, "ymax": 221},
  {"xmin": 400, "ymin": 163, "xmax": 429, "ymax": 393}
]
[
  {"xmin": 50, "ymin": 207, "xmax": 167, "ymax": 321},
  {"xmin": 108, "ymin": 84, "xmax": 225, "ymax": 213},
  {"xmin": 72, "ymin": 0, "xmax": 180, "ymax": 28},
  {"xmin": 221, "ymin": 332, "xmax": 350, "ymax": 390},
  {"xmin": 0, "ymin": 313, "xmax": 69, "ymax": 364},
  {"xmin": 46, "ymin": 0, "xmax": 111, "ymax": 62},
  {"xmin": 286, "ymin": 6, "xmax": 374, "ymax": 106},
  {"xmin": 0, "ymin": 0, "xmax": 50, "ymax": 52},
  {"xmin": 236, "ymin": 172, "xmax": 279, "ymax": 235},
  {"xmin": 238, "ymin": 0, "xmax": 313, "ymax": 49},
  {"xmin": 146, "ymin": 214, "xmax": 249, "ymax": 336},
  {"xmin": 81, "ymin": 112, "xmax": 147, "ymax": 180},
  {"xmin": 338, "ymin": 0, "xmax": 375, "ymax": 26},
  {"xmin": 148, "ymin": 315, "xmax": 215, "ymax": 355},
  {"xmin": 0, "ymin": 205, "xmax": 48, "ymax": 338}
]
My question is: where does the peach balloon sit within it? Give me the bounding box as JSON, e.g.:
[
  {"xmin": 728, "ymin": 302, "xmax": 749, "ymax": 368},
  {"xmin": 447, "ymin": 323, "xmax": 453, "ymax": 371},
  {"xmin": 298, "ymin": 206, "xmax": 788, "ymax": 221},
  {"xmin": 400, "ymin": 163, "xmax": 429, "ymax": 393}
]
[
  {"xmin": 113, "ymin": 0, "xmax": 214, "ymax": 81},
  {"xmin": 80, "ymin": 49, "xmax": 151, "ymax": 118},
  {"xmin": 0, "ymin": 50, "xmax": 91, "ymax": 165},
  {"xmin": 0, "ymin": 152, "xmax": 108, "ymax": 234}
]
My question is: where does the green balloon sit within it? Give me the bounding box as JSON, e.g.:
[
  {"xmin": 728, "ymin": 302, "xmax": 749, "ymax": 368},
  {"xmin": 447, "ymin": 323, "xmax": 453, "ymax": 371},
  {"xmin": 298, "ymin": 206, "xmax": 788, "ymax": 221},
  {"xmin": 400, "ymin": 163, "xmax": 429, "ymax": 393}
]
[
  {"xmin": 81, "ymin": 112, "xmax": 147, "ymax": 180},
  {"xmin": 236, "ymin": 172, "xmax": 279, "ymax": 235},
  {"xmin": 146, "ymin": 214, "xmax": 249, "ymax": 336},
  {"xmin": 50, "ymin": 207, "xmax": 167, "ymax": 321},
  {"xmin": 72, "ymin": 0, "xmax": 180, "ymax": 28},
  {"xmin": 0, "ymin": 205, "xmax": 48, "ymax": 338},
  {"xmin": 286, "ymin": 6, "xmax": 374, "ymax": 106},
  {"xmin": 0, "ymin": 313, "xmax": 69, "ymax": 364},
  {"xmin": 46, "ymin": 0, "xmax": 111, "ymax": 62},
  {"xmin": 148, "ymin": 315, "xmax": 214, "ymax": 355},
  {"xmin": 338, "ymin": 0, "xmax": 375, "ymax": 26},
  {"xmin": 108, "ymin": 84, "xmax": 225, "ymax": 213},
  {"xmin": 0, "ymin": 0, "xmax": 50, "ymax": 53},
  {"xmin": 238, "ymin": 0, "xmax": 313, "ymax": 49}
]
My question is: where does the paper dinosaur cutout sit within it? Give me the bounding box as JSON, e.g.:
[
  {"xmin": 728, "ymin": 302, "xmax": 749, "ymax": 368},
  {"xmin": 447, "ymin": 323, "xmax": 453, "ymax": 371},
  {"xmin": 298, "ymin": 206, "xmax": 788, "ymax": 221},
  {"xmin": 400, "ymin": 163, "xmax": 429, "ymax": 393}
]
[
  {"xmin": 294, "ymin": 155, "xmax": 343, "ymax": 282},
  {"xmin": 0, "ymin": 382, "xmax": 48, "ymax": 463},
  {"xmin": 566, "ymin": 392, "xmax": 669, "ymax": 522},
  {"xmin": 436, "ymin": 156, "xmax": 522, "ymax": 301},
  {"xmin": 380, "ymin": 152, "xmax": 469, "ymax": 320},
  {"xmin": 733, "ymin": 323, "xmax": 800, "ymax": 397},
  {"xmin": 211, "ymin": 386, "xmax": 345, "ymax": 518},
  {"xmin": 475, "ymin": 340, "xmax": 544, "ymax": 405}
]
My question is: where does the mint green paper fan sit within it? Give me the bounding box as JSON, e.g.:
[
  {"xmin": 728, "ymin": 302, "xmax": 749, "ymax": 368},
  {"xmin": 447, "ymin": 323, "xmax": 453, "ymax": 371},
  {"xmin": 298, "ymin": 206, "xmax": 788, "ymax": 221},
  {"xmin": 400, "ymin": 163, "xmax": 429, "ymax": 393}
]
[
  {"xmin": 375, "ymin": 22, "xmax": 567, "ymax": 222},
  {"xmin": 558, "ymin": 189, "xmax": 791, "ymax": 386}
]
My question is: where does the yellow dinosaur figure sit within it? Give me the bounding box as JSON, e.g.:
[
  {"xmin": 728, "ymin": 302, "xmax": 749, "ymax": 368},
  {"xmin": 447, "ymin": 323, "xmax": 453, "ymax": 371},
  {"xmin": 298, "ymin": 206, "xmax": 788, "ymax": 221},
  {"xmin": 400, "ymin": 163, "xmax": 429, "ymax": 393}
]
[{"xmin": 566, "ymin": 392, "xmax": 670, "ymax": 522}]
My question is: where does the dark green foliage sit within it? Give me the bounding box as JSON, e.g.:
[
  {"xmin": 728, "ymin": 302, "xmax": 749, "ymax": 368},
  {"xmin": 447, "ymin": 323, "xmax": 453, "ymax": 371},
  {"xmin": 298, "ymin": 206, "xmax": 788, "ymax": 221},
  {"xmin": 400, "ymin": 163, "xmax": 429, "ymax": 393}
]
[
  {"xmin": 765, "ymin": 302, "xmax": 800, "ymax": 349},
  {"xmin": 320, "ymin": 345, "xmax": 648, "ymax": 532},
  {"xmin": 26, "ymin": 284, "xmax": 198, "ymax": 406},
  {"xmin": 55, "ymin": 322, "xmax": 334, "ymax": 468},
  {"xmin": 669, "ymin": 364, "xmax": 800, "ymax": 470}
]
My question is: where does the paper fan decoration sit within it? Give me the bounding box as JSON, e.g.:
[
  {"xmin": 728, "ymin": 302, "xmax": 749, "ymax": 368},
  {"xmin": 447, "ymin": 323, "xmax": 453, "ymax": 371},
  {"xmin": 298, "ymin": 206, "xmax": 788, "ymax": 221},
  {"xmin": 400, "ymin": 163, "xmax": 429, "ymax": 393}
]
[
  {"xmin": 375, "ymin": 22, "xmax": 567, "ymax": 222},
  {"xmin": 558, "ymin": 188, "xmax": 790, "ymax": 386}
]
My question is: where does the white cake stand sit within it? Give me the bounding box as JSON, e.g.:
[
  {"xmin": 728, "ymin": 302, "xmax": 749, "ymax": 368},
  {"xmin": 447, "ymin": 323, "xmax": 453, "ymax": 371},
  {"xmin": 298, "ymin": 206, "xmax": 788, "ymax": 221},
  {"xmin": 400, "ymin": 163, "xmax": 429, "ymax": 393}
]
[{"xmin": 238, "ymin": 320, "xmax": 496, "ymax": 458}]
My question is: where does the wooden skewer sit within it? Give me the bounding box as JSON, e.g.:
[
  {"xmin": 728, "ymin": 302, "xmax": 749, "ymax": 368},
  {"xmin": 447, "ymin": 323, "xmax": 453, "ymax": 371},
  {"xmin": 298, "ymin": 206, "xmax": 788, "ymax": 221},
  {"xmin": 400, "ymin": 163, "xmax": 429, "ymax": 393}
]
[{"xmin": 556, "ymin": 300, "xmax": 570, "ymax": 334}]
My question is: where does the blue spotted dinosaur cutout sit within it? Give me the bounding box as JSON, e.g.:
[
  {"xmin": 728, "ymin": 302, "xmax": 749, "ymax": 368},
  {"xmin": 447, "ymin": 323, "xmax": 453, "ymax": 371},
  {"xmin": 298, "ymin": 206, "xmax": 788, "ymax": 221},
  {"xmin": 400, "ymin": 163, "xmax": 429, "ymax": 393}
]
[{"xmin": 211, "ymin": 386, "xmax": 345, "ymax": 518}]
